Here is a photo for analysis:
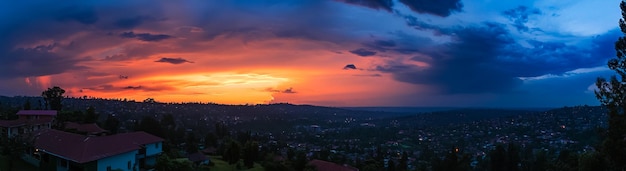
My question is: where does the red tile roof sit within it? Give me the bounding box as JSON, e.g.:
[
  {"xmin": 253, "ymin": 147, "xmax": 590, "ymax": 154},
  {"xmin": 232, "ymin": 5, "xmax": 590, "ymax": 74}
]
[
  {"xmin": 65, "ymin": 122, "xmax": 109, "ymax": 135},
  {"xmin": 0, "ymin": 117, "xmax": 53, "ymax": 127},
  {"xmin": 17, "ymin": 110, "xmax": 57, "ymax": 116},
  {"xmin": 33, "ymin": 129, "xmax": 163, "ymax": 163},
  {"xmin": 308, "ymin": 160, "xmax": 359, "ymax": 171},
  {"xmin": 0, "ymin": 119, "xmax": 26, "ymax": 127}
]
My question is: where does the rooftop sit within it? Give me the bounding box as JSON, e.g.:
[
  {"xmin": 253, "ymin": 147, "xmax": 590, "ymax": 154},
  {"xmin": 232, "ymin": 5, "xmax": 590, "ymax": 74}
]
[
  {"xmin": 64, "ymin": 122, "xmax": 109, "ymax": 135},
  {"xmin": 0, "ymin": 117, "xmax": 54, "ymax": 127},
  {"xmin": 33, "ymin": 129, "xmax": 163, "ymax": 163},
  {"xmin": 17, "ymin": 110, "xmax": 57, "ymax": 116}
]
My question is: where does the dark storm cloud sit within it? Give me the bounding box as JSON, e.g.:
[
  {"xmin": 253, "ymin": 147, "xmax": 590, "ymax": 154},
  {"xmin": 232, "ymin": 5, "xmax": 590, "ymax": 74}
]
[
  {"xmin": 114, "ymin": 16, "xmax": 145, "ymax": 29},
  {"xmin": 55, "ymin": 6, "xmax": 99, "ymax": 24},
  {"xmin": 353, "ymin": 74, "xmax": 382, "ymax": 77},
  {"xmin": 349, "ymin": 48, "xmax": 377, "ymax": 56},
  {"xmin": 344, "ymin": 64, "xmax": 358, "ymax": 70},
  {"xmin": 336, "ymin": 0, "xmax": 462, "ymax": 17},
  {"xmin": 375, "ymin": 23, "xmax": 618, "ymax": 94},
  {"xmin": 155, "ymin": 57, "xmax": 194, "ymax": 64},
  {"xmin": 374, "ymin": 40, "xmax": 396, "ymax": 47},
  {"xmin": 335, "ymin": 0, "xmax": 393, "ymax": 11},
  {"xmin": 85, "ymin": 84, "xmax": 175, "ymax": 92},
  {"xmin": 365, "ymin": 40, "xmax": 397, "ymax": 52},
  {"xmin": 398, "ymin": 0, "xmax": 463, "ymax": 17},
  {"xmin": 282, "ymin": 87, "xmax": 297, "ymax": 94},
  {"xmin": 499, "ymin": 29, "xmax": 620, "ymax": 77},
  {"xmin": 376, "ymin": 23, "xmax": 521, "ymax": 94},
  {"xmin": 123, "ymin": 86, "xmax": 142, "ymax": 90},
  {"xmin": 0, "ymin": 44, "xmax": 89, "ymax": 79},
  {"xmin": 265, "ymin": 87, "xmax": 297, "ymax": 94},
  {"xmin": 0, "ymin": 1, "xmax": 170, "ymax": 79},
  {"xmin": 502, "ymin": 6, "xmax": 541, "ymax": 32},
  {"xmin": 119, "ymin": 32, "xmax": 172, "ymax": 42}
]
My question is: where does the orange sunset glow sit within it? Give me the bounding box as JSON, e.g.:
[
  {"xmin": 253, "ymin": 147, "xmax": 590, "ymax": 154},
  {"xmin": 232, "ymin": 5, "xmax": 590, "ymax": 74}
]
[{"xmin": 0, "ymin": 0, "xmax": 620, "ymax": 107}]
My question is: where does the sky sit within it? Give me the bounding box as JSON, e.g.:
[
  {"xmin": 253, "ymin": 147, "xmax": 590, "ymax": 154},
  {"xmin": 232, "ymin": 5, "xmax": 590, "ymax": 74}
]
[{"xmin": 0, "ymin": 0, "xmax": 621, "ymax": 107}]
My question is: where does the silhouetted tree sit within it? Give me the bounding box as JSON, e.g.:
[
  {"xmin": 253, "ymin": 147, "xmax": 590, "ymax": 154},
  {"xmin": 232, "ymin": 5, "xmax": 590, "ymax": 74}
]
[
  {"xmin": 223, "ymin": 140, "xmax": 241, "ymax": 165},
  {"xmin": 490, "ymin": 145, "xmax": 507, "ymax": 171},
  {"xmin": 215, "ymin": 122, "xmax": 229, "ymax": 138},
  {"xmin": 83, "ymin": 106, "xmax": 98, "ymax": 124},
  {"xmin": 554, "ymin": 149, "xmax": 578, "ymax": 171},
  {"xmin": 261, "ymin": 153, "xmax": 290, "ymax": 171},
  {"xmin": 506, "ymin": 143, "xmax": 520, "ymax": 171},
  {"xmin": 204, "ymin": 132, "xmax": 218, "ymax": 148},
  {"xmin": 41, "ymin": 86, "xmax": 65, "ymax": 111},
  {"xmin": 53, "ymin": 110, "xmax": 83, "ymax": 129},
  {"xmin": 398, "ymin": 151, "xmax": 408, "ymax": 171},
  {"xmin": 361, "ymin": 159, "xmax": 383, "ymax": 171},
  {"xmin": 388, "ymin": 160, "xmax": 396, "ymax": 171},
  {"xmin": 1, "ymin": 134, "xmax": 32, "ymax": 171},
  {"xmin": 293, "ymin": 152, "xmax": 307, "ymax": 171},
  {"xmin": 137, "ymin": 116, "xmax": 164, "ymax": 138},
  {"xmin": 143, "ymin": 98, "xmax": 156, "ymax": 103},
  {"xmin": 578, "ymin": 151, "xmax": 605, "ymax": 171},
  {"xmin": 185, "ymin": 132, "xmax": 198, "ymax": 153},
  {"xmin": 0, "ymin": 105, "xmax": 18, "ymax": 120},
  {"xmin": 160, "ymin": 113, "xmax": 176, "ymax": 129},
  {"xmin": 23, "ymin": 99, "xmax": 31, "ymax": 110},
  {"xmin": 243, "ymin": 141, "xmax": 259, "ymax": 168},
  {"xmin": 102, "ymin": 114, "xmax": 120, "ymax": 134},
  {"xmin": 595, "ymin": 2, "xmax": 626, "ymax": 170},
  {"xmin": 237, "ymin": 130, "xmax": 251, "ymax": 143},
  {"xmin": 533, "ymin": 150, "xmax": 549, "ymax": 171}
]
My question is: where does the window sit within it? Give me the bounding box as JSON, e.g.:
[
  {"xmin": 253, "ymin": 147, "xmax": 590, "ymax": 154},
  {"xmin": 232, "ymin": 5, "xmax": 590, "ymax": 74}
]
[
  {"xmin": 128, "ymin": 161, "xmax": 131, "ymax": 169},
  {"xmin": 107, "ymin": 166, "xmax": 111, "ymax": 171},
  {"xmin": 155, "ymin": 142, "xmax": 159, "ymax": 148}
]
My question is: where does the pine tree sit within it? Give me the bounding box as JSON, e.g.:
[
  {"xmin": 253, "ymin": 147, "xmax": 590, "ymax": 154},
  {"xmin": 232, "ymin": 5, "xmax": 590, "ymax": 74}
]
[{"xmin": 595, "ymin": 2, "xmax": 626, "ymax": 170}]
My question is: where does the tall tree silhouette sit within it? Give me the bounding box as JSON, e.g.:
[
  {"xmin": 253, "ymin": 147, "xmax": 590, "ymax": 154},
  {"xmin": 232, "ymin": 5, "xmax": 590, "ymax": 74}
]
[
  {"xmin": 137, "ymin": 116, "xmax": 165, "ymax": 138},
  {"xmin": 41, "ymin": 86, "xmax": 65, "ymax": 111},
  {"xmin": 102, "ymin": 114, "xmax": 120, "ymax": 134},
  {"xmin": 595, "ymin": 2, "xmax": 626, "ymax": 170},
  {"xmin": 83, "ymin": 106, "xmax": 98, "ymax": 124},
  {"xmin": 23, "ymin": 99, "xmax": 31, "ymax": 110},
  {"xmin": 223, "ymin": 140, "xmax": 241, "ymax": 165}
]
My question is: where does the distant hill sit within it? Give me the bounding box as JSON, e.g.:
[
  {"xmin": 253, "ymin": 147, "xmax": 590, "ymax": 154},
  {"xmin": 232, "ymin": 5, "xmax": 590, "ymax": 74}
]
[
  {"xmin": 342, "ymin": 106, "xmax": 552, "ymax": 114},
  {"xmin": 342, "ymin": 107, "xmax": 456, "ymax": 114}
]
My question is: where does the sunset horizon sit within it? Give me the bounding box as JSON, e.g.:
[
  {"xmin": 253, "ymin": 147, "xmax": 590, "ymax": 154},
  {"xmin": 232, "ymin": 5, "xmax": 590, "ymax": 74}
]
[{"xmin": 0, "ymin": 0, "xmax": 620, "ymax": 107}]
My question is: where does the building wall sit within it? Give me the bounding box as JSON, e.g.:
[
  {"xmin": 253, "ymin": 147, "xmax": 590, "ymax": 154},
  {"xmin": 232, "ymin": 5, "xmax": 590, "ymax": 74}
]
[
  {"xmin": 144, "ymin": 142, "xmax": 162, "ymax": 167},
  {"xmin": 7, "ymin": 127, "xmax": 18, "ymax": 138},
  {"xmin": 38, "ymin": 153, "xmax": 57, "ymax": 171},
  {"xmin": 145, "ymin": 142, "xmax": 162, "ymax": 156},
  {"xmin": 97, "ymin": 150, "xmax": 137, "ymax": 171},
  {"xmin": 56, "ymin": 157, "xmax": 69, "ymax": 171}
]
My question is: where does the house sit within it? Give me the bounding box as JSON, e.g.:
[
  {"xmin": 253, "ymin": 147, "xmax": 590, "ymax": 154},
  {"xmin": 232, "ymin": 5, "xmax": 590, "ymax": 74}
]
[
  {"xmin": 308, "ymin": 159, "xmax": 359, "ymax": 171},
  {"xmin": 0, "ymin": 110, "xmax": 57, "ymax": 139},
  {"xmin": 30, "ymin": 129, "xmax": 163, "ymax": 171},
  {"xmin": 64, "ymin": 122, "xmax": 109, "ymax": 136}
]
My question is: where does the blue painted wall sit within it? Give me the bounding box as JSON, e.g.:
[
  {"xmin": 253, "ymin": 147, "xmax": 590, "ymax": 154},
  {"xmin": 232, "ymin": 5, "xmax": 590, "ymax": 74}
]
[
  {"xmin": 97, "ymin": 150, "xmax": 136, "ymax": 171},
  {"xmin": 145, "ymin": 142, "xmax": 162, "ymax": 156}
]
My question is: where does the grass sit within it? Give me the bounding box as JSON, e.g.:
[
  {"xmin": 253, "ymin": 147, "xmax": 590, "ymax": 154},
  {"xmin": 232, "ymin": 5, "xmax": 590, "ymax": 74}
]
[
  {"xmin": 0, "ymin": 155, "xmax": 38, "ymax": 171},
  {"xmin": 209, "ymin": 155, "xmax": 264, "ymax": 171}
]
